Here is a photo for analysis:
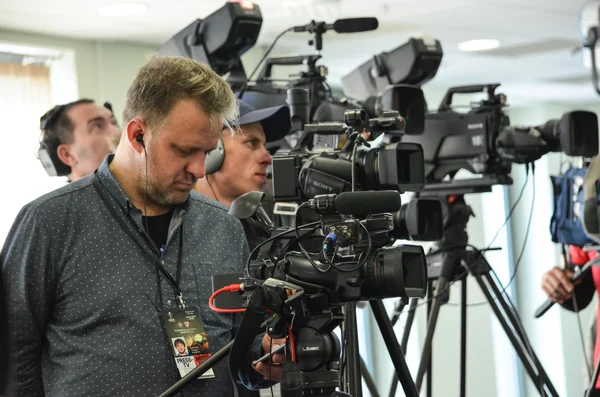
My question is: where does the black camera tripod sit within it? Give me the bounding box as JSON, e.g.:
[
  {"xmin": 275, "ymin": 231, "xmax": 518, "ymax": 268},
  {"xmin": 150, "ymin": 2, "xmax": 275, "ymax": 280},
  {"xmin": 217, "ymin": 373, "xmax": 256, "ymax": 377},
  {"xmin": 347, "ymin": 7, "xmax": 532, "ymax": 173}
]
[{"xmin": 395, "ymin": 189, "xmax": 559, "ymax": 397}]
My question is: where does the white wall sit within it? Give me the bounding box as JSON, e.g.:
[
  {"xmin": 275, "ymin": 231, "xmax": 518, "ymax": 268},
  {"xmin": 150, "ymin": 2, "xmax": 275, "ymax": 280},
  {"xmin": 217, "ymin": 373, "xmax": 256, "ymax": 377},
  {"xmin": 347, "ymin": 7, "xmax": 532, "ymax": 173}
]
[{"xmin": 0, "ymin": 29, "xmax": 267, "ymax": 121}]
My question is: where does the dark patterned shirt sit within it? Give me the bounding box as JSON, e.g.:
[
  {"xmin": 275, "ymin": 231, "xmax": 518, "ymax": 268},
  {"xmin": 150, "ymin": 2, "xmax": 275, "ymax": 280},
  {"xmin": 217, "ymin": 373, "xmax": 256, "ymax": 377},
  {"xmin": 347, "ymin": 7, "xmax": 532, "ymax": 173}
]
[{"xmin": 1, "ymin": 155, "xmax": 264, "ymax": 396}]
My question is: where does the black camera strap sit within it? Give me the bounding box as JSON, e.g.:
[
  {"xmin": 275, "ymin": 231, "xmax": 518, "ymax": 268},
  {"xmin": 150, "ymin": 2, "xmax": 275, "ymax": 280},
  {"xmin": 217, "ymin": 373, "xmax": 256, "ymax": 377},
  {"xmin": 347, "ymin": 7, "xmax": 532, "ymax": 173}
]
[
  {"xmin": 228, "ymin": 287, "xmax": 268, "ymax": 393},
  {"xmin": 92, "ymin": 173, "xmax": 184, "ymax": 307}
]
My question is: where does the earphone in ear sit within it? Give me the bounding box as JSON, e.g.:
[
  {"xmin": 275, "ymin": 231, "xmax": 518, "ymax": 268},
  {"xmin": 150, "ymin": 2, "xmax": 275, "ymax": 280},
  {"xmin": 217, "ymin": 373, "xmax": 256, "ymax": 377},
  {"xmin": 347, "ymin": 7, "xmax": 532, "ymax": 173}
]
[
  {"xmin": 136, "ymin": 134, "xmax": 145, "ymax": 147},
  {"xmin": 204, "ymin": 137, "xmax": 225, "ymax": 175}
]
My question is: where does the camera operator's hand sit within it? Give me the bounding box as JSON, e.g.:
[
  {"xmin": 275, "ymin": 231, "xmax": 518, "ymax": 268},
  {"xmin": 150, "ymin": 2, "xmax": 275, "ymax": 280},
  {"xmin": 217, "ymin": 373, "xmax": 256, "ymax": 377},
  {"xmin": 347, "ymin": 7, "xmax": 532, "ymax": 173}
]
[
  {"xmin": 541, "ymin": 267, "xmax": 575, "ymax": 303},
  {"xmin": 252, "ymin": 334, "xmax": 287, "ymax": 382}
]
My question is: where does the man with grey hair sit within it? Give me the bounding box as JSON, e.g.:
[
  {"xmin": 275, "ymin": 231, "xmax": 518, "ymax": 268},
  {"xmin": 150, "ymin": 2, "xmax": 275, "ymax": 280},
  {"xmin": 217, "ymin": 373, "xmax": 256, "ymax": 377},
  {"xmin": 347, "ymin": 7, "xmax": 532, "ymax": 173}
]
[{"xmin": 1, "ymin": 55, "xmax": 280, "ymax": 396}]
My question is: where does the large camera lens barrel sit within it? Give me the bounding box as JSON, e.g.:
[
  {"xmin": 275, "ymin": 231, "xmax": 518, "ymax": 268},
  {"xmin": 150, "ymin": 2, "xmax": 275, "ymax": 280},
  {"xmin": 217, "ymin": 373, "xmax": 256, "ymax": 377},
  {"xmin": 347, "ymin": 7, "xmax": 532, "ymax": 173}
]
[
  {"xmin": 362, "ymin": 245, "xmax": 427, "ymax": 299},
  {"xmin": 287, "ymin": 88, "xmax": 311, "ymax": 130}
]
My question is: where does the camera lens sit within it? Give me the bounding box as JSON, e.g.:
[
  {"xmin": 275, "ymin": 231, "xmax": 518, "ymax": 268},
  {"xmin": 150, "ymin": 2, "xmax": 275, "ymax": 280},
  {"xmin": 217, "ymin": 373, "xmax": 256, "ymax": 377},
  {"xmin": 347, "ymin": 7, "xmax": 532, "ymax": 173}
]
[{"xmin": 343, "ymin": 109, "xmax": 368, "ymax": 128}]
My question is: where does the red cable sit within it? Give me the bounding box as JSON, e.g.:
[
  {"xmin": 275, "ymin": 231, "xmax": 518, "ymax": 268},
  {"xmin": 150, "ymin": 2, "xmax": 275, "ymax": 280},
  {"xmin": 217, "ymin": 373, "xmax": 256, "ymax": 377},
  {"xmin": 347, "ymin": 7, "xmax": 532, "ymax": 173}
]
[
  {"xmin": 210, "ymin": 285, "xmax": 297, "ymax": 363},
  {"xmin": 208, "ymin": 284, "xmax": 246, "ymax": 313},
  {"xmin": 286, "ymin": 322, "xmax": 296, "ymax": 362}
]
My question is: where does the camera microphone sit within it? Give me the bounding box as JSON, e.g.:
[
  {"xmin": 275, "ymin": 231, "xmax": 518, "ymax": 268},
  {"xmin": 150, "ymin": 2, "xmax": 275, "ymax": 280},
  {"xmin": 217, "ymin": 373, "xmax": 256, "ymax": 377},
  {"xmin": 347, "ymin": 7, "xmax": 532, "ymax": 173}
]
[
  {"xmin": 292, "ymin": 18, "xmax": 379, "ymax": 34},
  {"xmin": 308, "ymin": 190, "xmax": 401, "ymax": 216},
  {"xmin": 332, "ymin": 17, "xmax": 378, "ymax": 33}
]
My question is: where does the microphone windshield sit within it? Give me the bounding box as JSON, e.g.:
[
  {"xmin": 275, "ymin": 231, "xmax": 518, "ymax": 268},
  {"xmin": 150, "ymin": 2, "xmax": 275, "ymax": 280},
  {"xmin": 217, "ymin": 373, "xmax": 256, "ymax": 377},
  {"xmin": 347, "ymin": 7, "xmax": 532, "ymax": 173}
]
[
  {"xmin": 334, "ymin": 190, "xmax": 401, "ymax": 216},
  {"xmin": 333, "ymin": 17, "xmax": 379, "ymax": 34}
]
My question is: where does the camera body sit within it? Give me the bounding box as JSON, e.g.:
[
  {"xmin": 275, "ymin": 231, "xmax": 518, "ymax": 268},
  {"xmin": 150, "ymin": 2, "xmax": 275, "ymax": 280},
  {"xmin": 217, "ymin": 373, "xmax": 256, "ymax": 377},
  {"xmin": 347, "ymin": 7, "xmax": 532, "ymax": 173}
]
[
  {"xmin": 247, "ymin": 244, "xmax": 427, "ymax": 303},
  {"xmin": 401, "ymin": 83, "xmax": 599, "ymax": 187},
  {"xmin": 234, "ymin": 190, "xmax": 429, "ymax": 306},
  {"xmin": 271, "ymin": 109, "xmax": 426, "ymax": 202},
  {"xmin": 401, "ymin": 84, "xmax": 512, "ymax": 183}
]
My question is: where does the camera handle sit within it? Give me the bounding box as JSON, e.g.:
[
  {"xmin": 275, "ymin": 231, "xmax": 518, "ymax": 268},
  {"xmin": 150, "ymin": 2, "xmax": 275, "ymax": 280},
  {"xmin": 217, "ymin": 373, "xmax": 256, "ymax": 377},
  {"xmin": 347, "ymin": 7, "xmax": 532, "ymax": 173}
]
[
  {"xmin": 437, "ymin": 83, "xmax": 501, "ymax": 111},
  {"xmin": 583, "ymin": 27, "xmax": 600, "ymax": 96},
  {"xmin": 256, "ymin": 55, "xmax": 321, "ymax": 81}
]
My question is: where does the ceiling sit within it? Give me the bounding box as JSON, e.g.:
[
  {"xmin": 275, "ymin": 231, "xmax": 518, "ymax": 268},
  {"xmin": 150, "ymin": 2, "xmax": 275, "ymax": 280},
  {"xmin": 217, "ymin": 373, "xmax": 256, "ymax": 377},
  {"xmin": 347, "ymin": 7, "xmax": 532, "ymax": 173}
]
[{"xmin": 1, "ymin": 0, "xmax": 599, "ymax": 105}]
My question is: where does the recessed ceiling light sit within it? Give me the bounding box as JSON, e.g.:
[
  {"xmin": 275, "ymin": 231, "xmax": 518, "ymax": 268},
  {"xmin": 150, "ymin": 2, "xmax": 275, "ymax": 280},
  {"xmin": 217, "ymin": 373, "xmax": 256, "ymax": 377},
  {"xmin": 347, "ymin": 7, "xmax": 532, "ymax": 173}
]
[
  {"xmin": 458, "ymin": 39, "xmax": 501, "ymax": 52},
  {"xmin": 98, "ymin": 3, "xmax": 148, "ymax": 17}
]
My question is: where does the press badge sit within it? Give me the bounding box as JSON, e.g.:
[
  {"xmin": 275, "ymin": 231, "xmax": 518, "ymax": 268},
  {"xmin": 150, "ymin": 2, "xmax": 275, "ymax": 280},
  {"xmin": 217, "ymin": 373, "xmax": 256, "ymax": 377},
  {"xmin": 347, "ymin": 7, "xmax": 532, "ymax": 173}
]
[{"xmin": 160, "ymin": 306, "xmax": 215, "ymax": 379}]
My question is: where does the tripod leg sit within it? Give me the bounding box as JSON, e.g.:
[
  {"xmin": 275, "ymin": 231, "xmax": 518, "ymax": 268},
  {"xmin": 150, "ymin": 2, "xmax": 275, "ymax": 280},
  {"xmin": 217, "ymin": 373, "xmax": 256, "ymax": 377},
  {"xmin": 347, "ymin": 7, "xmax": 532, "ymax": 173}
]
[
  {"xmin": 460, "ymin": 279, "xmax": 467, "ymax": 397},
  {"xmin": 401, "ymin": 298, "xmax": 418, "ymax": 353},
  {"xmin": 482, "ymin": 270, "xmax": 560, "ymax": 397},
  {"xmin": 473, "ymin": 271, "xmax": 559, "ymax": 397},
  {"xmin": 390, "ymin": 298, "xmax": 406, "ymax": 327},
  {"xmin": 585, "ymin": 351, "xmax": 600, "ymax": 397},
  {"xmin": 344, "ymin": 302, "xmax": 363, "ymax": 397},
  {"xmin": 415, "ymin": 276, "xmax": 450, "ymax": 392},
  {"xmin": 340, "ymin": 321, "xmax": 348, "ymax": 393},
  {"xmin": 370, "ymin": 300, "xmax": 419, "ymax": 397},
  {"xmin": 427, "ymin": 280, "xmax": 433, "ymax": 397},
  {"xmin": 360, "ymin": 356, "xmax": 381, "ymax": 397},
  {"xmin": 388, "ymin": 298, "xmax": 419, "ymax": 397}
]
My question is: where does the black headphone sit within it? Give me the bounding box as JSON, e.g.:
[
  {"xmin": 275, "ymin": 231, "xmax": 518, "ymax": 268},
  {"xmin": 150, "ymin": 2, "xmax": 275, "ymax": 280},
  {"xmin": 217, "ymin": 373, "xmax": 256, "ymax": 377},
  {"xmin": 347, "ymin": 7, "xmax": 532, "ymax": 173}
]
[
  {"xmin": 38, "ymin": 104, "xmax": 70, "ymax": 177},
  {"xmin": 37, "ymin": 101, "xmax": 116, "ymax": 177}
]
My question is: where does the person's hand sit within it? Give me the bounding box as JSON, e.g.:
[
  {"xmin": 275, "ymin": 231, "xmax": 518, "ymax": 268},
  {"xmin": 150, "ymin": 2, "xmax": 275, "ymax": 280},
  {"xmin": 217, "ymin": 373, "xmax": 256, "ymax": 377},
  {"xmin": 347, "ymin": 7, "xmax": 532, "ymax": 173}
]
[
  {"xmin": 541, "ymin": 266, "xmax": 575, "ymax": 303},
  {"xmin": 252, "ymin": 334, "xmax": 287, "ymax": 382}
]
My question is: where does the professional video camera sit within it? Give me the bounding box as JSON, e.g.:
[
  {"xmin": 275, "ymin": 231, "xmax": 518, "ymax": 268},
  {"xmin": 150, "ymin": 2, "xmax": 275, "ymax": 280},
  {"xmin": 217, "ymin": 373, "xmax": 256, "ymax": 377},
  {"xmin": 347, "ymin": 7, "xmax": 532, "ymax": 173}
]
[
  {"xmin": 157, "ymin": 1, "xmax": 262, "ymax": 90},
  {"xmin": 342, "ymin": 36, "xmax": 444, "ymax": 134},
  {"xmin": 157, "ymin": 1, "xmax": 387, "ymax": 156},
  {"xmin": 269, "ymin": 105, "xmax": 447, "ymax": 241},
  {"xmin": 393, "ymin": 83, "xmax": 599, "ymax": 193},
  {"xmin": 240, "ymin": 17, "xmax": 379, "ymax": 122},
  {"xmin": 239, "ymin": 191, "xmax": 428, "ymax": 302},
  {"xmin": 272, "ymin": 108, "xmax": 423, "ymax": 199},
  {"xmin": 270, "ymin": 90, "xmax": 445, "ymax": 241},
  {"xmin": 225, "ymin": 188, "xmax": 427, "ymax": 397},
  {"xmin": 271, "ymin": 36, "xmax": 444, "ymax": 203}
]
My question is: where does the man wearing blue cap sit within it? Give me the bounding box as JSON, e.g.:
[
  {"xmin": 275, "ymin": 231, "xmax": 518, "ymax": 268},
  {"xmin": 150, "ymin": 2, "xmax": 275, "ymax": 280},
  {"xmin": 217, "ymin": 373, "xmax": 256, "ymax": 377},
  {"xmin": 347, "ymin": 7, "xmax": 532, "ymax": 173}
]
[
  {"xmin": 195, "ymin": 100, "xmax": 291, "ymax": 208},
  {"xmin": 195, "ymin": 100, "xmax": 291, "ymax": 397}
]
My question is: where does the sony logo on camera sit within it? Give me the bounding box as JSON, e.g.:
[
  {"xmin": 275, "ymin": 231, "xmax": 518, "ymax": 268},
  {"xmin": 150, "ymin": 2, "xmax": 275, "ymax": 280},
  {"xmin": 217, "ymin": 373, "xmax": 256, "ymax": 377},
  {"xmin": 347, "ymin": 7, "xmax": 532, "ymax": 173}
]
[
  {"xmin": 467, "ymin": 123, "xmax": 484, "ymax": 130},
  {"xmin": 312, "ymin": 180, "xmax": 335, "ymax": 192}
]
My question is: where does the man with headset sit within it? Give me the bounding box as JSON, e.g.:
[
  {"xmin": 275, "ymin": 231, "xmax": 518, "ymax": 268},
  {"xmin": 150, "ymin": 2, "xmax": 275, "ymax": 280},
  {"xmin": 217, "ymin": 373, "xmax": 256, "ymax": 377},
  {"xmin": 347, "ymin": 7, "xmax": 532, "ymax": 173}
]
[
  {"xmin": 38, "ymin": 99, "xmax": 120, "ymax": 182},
  {"xmin": 195, "ymin": 100, "xmax": 291, "ymax": 209},
  {"xmin": 2, "ymin": 56, "xmax": 282, "ymax": 397},
  {"xmin": 0, "ymin": 100, "xmax": 120, "ymax": 395},
  {"xmin": 195, "ymin": 100, "xmax": 291, "ymax": 397}
]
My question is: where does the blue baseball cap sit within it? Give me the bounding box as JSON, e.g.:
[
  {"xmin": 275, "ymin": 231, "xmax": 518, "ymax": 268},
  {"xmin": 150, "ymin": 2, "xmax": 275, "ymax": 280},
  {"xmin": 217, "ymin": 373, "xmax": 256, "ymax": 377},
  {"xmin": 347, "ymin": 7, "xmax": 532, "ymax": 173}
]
[{"xmin": 232, "ymin": 100, "xmax": 292, "ymax": 143}]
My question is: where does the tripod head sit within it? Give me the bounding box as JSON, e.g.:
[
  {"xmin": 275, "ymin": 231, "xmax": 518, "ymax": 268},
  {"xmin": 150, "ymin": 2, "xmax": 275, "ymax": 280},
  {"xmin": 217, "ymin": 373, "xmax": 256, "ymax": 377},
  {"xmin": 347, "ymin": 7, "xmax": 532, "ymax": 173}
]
[
  {"xmin": 281, "ymin": 307, "xmax": 343, "ymax": 396},
  {"xmin": 226, "ymin": 277, "xmax": 349, "ymax": 397},
  {"xmin": 419, "ymin": 191, "xmax": 476, "ymax": 282}
]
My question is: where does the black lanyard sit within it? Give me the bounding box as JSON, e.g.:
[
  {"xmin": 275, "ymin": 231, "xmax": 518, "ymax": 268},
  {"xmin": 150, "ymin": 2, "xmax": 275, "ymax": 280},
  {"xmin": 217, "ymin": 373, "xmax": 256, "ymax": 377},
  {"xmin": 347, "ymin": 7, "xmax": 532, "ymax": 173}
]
[
  {"xmin": 92, "ymin": 173, "xmax": 186, "ymax": 309},
  {"xmin": 158, "ymin": 227, "xmax": 185, "ymax": 309}
]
